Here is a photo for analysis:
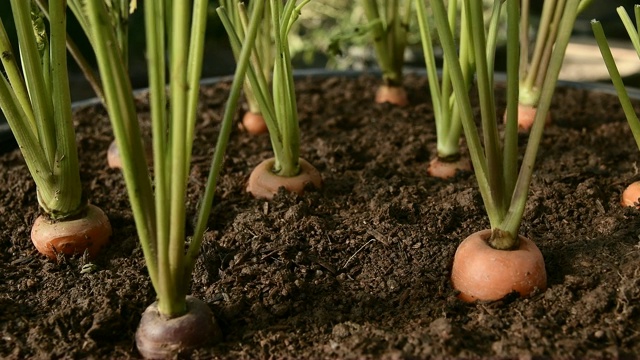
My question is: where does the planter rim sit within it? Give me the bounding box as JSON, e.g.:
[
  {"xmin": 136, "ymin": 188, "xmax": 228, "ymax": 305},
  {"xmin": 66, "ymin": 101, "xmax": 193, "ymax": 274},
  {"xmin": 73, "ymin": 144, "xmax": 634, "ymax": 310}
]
[{"xmin": 1, "ymin": 67, "xmax": 639, "ymax": 154}]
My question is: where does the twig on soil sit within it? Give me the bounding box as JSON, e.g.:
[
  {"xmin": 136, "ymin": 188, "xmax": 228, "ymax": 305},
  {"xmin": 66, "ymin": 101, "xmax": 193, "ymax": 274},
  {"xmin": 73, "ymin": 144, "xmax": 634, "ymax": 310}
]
[{"xmin": 343, "ymin": 238, "xmax": 376, "ymax": 269}]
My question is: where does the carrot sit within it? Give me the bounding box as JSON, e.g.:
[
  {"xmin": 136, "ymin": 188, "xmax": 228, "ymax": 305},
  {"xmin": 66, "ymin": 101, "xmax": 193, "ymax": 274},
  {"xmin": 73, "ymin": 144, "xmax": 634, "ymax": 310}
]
[
  {"xmin": 504, "ymin": 104, "xmax": 552, "ymax": 133},
  {"xmin": 361, "ymin": 0, "xmax": 410, "ymax": 107},
  {"xmin": 107, "ymin": 137, "xmax": 153, "ymax": 169},
  {"xmin": 247, "ymin": 157, "xmax": 322, "ymax": 199},
  {"xmin": 621, "ymin": 181, "xmax": 640, "ymax": 207},
  {"xmin": 451, "ymin": 229, "xmax": 547, "ymax": 302},
  {"xmin": 375, "ymin": 84, "xmax": 409, "ymax": 107},
  {"xmin": 106, "ymin": 140, "xmax": 122, "ymax": 169},
  {"xmin": 135, "ymin": 296, "xmax": 222, "ymax": 359},
  {"xmin": 31, "ymin": 204, "xmax": 112, "ymax": 260},
  {"xmin": 427, "ymin": 156, "xmax": 471, "ymax": 179},
  {"xmin": 427, "ymin": 0, "xmax": 578, "ymax": 304},
  {"xmin": 239, "ymin": 111, "xmax": 268, "ymax": 134}
]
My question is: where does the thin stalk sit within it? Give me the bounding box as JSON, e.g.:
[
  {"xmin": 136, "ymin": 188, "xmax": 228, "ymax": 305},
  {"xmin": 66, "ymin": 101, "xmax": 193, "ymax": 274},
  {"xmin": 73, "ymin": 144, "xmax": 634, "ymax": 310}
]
[
  {"xmin": 635, "ymin": 5, "xmax": 640, "ymax": 38},
  {"xmin": 415, "ymin": 0, "xmax": 470, "ymax": 159},
  {"xmin": 0, "ymin": 69, "xmax": 52, "ymax": 195},
  {"xmin": 500, "ymin": 0, "xmax": 581, "ymax": 238},
  {"xmin": 185, "ymin": 0, "xmax": 208, "ymax": 183},
  {"xmin": 84, "ymin": 0, "xmax": 159, "ymax": 293},
  {"xmin": 519, "ymin": 0, "xmax": 530, "ymax": 79},
  {"xmin": 143, "ymin": 0, "xmax": 171, "ymax": 317},
  {"xmin": 361, "ymin": 0, "xmax": 404, "ymax": 86},
  {"xmin": 415, "ymin": 0, "xmax": 442, "ymax": 131},
  {"xmin": 592, "ymin": 19, "xmax": 640, "ymax": 148},
  {"xmin": 218, "ymin": 8, "xmax": 282, "ymax": 145},
  {"xmin": 116, "ymin": 0, "xmax": 129, "ymax": 67},
  {"xmin": 272, "ymin": 0, "xmax": 303, "ymax": 177},
  {"xmin": 485, "ymin": 0, "xmax": 504, "ymax": 80},
  {"xmin": 522, "ymin": 0, "xmax": 558, "ymax": 91},
  {"xmin": 503, "ymin": 0, "xmax": 521, "ymax": 202},
  {"xmin": 430, "ymin": 0, "xmax": 496, "ymax": 224},
  {"xmin": 164, "ymin": 0, "xmax": 191, "ymax": 317},
  {"xmin": 184, "ymin": 0, "xmax": 267, "ymax": 285},
  {"xmin": 361, "ymin": 0, "xmax": 392, "ymax": 81},
  {"xmin": 0, "ymin": 22, "xmax": 37, "ymax": 136},
  {"xmin": 34, "ymin": 0, "xmax": 104, "ymax": 101},
  {"xmin": 224, "ymin": 0, "xmax": 272, "ymax": 115},
  {"xmin": 220, "ymin": 0, "xmax": 308, "ymax": 178},
  {"xmin": 11, "ymin": 0, "xmax": 56, "ymax": 168},
  {"xmin": 534, "ymin": 0, "xmax": 566, "ymax": 89},
  {"xmin": 466, "ymin": 0, "xmax": 505, "ymax": 216},
  {"xmin": 237, "ymin": 2, "xmax": 277, "ymax": 122},
  {"xmin": 618, "ymin": 6, "xmax": 640, "ymax": 56},
  {"xmin": 49, "ymin": 0, "xmax": 82, "ymax": 217}
]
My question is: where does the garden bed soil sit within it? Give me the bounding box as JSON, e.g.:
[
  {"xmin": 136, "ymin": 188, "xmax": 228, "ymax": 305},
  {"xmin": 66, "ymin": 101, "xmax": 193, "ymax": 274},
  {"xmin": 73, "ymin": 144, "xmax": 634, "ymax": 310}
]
[{"xmin": 1, "ymin": 73, "xmax": 640, "ymax": 359}]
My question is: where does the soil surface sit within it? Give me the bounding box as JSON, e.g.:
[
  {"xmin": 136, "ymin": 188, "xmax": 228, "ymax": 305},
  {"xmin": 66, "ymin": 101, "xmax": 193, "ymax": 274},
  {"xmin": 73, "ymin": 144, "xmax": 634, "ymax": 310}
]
[{"xmin": 1, "ymin": 73, "xmax": 640, "ymax": 359}]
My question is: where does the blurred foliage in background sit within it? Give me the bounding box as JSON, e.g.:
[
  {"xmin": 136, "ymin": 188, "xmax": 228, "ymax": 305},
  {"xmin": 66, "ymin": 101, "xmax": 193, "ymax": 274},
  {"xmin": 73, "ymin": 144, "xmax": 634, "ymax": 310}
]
[{"xmin": 287, "ymin": 0, "xmax": 506, "ymax": 70}]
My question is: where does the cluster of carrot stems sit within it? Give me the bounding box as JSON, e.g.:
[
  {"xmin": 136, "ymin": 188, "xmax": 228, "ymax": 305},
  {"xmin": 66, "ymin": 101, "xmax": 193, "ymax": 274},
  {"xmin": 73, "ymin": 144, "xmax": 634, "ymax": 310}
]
[
  {"xmin": 361, "ymin": 0, "xmax": 411, "ymax": 91},
  {"xmin": 0, "ymin": 1, "xmax": 82, "ymax": 220},
  {"xmin": 218, "ymin": 0, "xmax": 310, "ymax": 178},
  {"xmin": 220, "ymin": 0, "xmax": 273, "ymax": 121},
  {"xmin": 592, "ymin": 6, "xmax": 640, "ymax": 150},
  {"xmin": 422, "ymin": 0, "xmax": 582, "ymax": 249},
  {"xmin": 74, "ymin": 0, "xmax": 262, "ymax": 318},
  {"xmin": 517, "ymin": 0, "xmax": 593, "ymax": 110}
]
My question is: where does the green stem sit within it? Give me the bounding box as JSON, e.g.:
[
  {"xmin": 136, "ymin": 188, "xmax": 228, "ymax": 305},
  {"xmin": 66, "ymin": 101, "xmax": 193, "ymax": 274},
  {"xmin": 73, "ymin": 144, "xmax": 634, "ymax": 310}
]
[
  {"xmin": 618, "ymin": 6, "xmax": 640, "ymax": 56},
  {"xmin": 0, "ymin": 20, "xmax": 37, "ymax": 136},
  {"xmin": 592, "ymin": 19, "xmax": 640, "ymax": 149},
  {"xmin": 522, "ymin": 0, "xmax": 557, "ymax": 90},
  {"xmin": 466, "ymin": 0, "xmax": 505, "ymax": 219},
  {"xmin": 430, "ymin": 0, "xmax": 496, "ymax": 222},
  {"xmin": 143, "ymin": 0, "xmax": 174, "ymax": 317},
  {"xmin": 0, "ymin": 70, "xmax": 53, "ymax": 200},
  {"xmin": 500, "ymin": 0, "xmax": 581, "ymax": 241},
  {"xmin": 184, "ymin": 0, "xmax": 266, "ymax": 286},
  {"xmin": 49, "ymin": 0, "xmax": 82, "ymax": 217},
  {"xmin": 519, "ymin": 0, "xmax": 530, "ymax": 80},
  {"xmin": 84, "ymin": 0, "xmax": 159, "ymax": 295},
  {"xmin": 117, "ymin": 0, "xmax": 129, "ymax": 68},
  {"xmin": 164, "ymin": 0, "xmax": 190, "ymax": 317},
  {"xmin": 503, "ymin": 0, "xmax": 521, "ymax": 205},
  {"xmin": 218, "ymin": 6, "xmax": 282, "ymax": 150},
  {"xmin": 35, "ymin": 0, "xmax": 105, "ymax": 102},
  {"xmin": 415, "ymin": 0, "xmax": 442, "ymax": 136},
  {"xmin": 11, "ymin": 0, "xmax": 56, "ymax": 169},
  {"xmin": 361, "ymin": 0, "xmax": 401, "ymax": 86},
  {"xmin": 534, "ymin": 0, "xmax": 567, "ymax": 90}
]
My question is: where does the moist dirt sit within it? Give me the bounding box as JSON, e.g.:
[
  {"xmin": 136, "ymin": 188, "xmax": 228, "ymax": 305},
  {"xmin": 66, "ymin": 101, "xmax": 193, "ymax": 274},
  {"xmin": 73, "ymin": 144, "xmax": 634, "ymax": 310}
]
[{"xmin": 1, "ymin": 74, "xmax": 639, "ymax": 359}]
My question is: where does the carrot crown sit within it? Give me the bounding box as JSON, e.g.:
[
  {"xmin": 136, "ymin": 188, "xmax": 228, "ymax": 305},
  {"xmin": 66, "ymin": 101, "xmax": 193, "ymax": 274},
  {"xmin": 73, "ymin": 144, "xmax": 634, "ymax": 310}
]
[{"xmin": 219, "ymin": 0, "xmax": 310, "ymax": 178}]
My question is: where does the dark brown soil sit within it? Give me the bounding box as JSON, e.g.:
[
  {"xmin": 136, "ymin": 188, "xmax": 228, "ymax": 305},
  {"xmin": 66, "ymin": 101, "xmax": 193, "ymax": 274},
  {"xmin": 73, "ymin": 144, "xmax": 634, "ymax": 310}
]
[{"xmin": 2, "ymin": 73, "xmax": 640, "ymax": 359}]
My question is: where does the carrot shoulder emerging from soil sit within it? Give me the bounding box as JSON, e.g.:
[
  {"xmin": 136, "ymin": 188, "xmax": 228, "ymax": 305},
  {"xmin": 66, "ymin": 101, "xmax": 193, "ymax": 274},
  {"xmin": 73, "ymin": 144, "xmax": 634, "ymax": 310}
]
[
  {"xmin": 107, "ymin": 137, "xmax": 154, "ymax": 169},
  {"xmin": 504, "ymin": 103, "xmax": 552, "ymax": 133},
  {"xmin": 621, "ymin": 181, "xmax": 640, "ymax": 207},
  {"xmin": 240, "ymin": 111, "xmax": 268, "ymax": 134},
  {"xmin": 451, "ymin": 229, "xmax": 547, "ymax": 302},
  {"xmin": 247, "ymin": 157, "xmax": 323, "ymax": 199},
  {"xmin": 375, "ymin": 84, "xmax": 409, "ymax": 107},
  {"xmin": 30, "ymin": 204, "xmax": 112, "ymax": 260},
  {"xmin": 427, "ymin": 156, "xmax": 472, "ymax": 179},
  {"xmin": 135, "ymin": 296, "xmax": 222, "ymax": 359}
]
